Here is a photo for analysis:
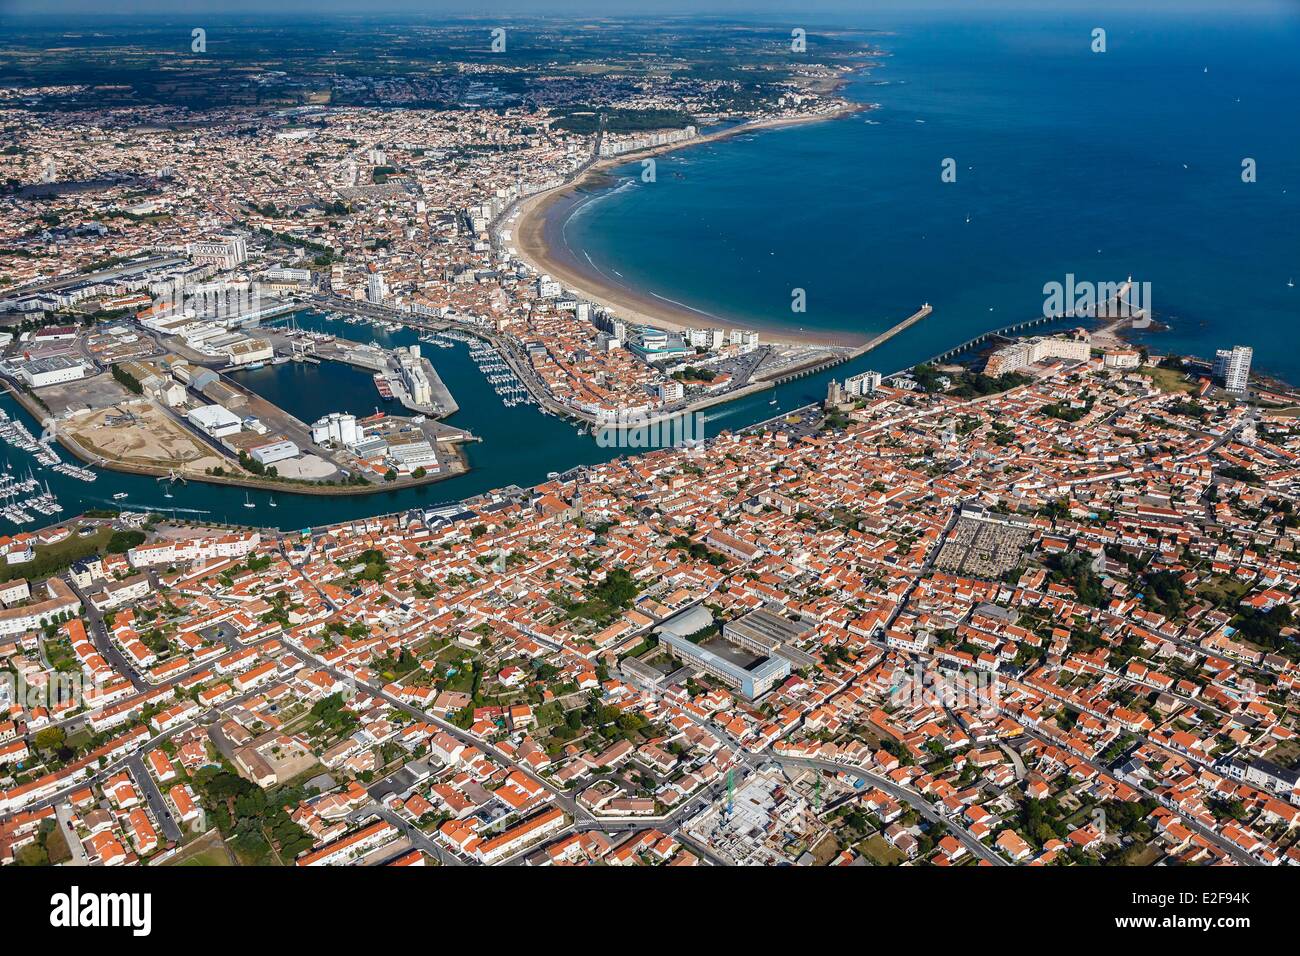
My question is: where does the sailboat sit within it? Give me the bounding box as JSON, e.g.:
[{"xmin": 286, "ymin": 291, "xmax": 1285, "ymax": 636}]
[
  {"xmin": 269, "ymin": 497, "xmax": 278, "ymax": 508},
  {"xmin": 243, "ymin": 492, "xmax": 255, "ymax": 509},
  {"xmin": 1289, "ymin": 278, "xmax": 1295, "ymax": 288}
]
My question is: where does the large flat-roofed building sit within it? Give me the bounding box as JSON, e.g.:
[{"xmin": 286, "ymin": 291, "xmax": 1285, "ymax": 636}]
[
  {"xmin": 844, "ymin": 369, "xmax": 882, "ymax": 397},
  {"xmin": 249, "ymin": 439, "xmax": 300, "ymax": 466},
  {"xmin": 397, "ymin": 348, "xmax": 432, "ymax": 406},
  {"xmin": 1102, "ymin": 348, "xmax": 1141, "ymax": 369},
  {"xmin": 658, "ymin": 630, "xmax": 790, "ymax": 700},
  {"xmin": 224, "ymin": 338, "xmax": 274, "ymax": 366},
  {"xmin": 656, "ymin": 604, "xmax": 713, "ymax": 640},
  {"xmin": 17, "ymin": 354, "xmax": 88, "ymax": 388},
  {"xmin": 351, "ymin": 435, "xmax": 389, "ymax": 459},
  {"xmin": 261, "ymin": 267, "xmax": 311, "ymax": 288},
  {"xmin": 655, "ymin": 605, "xmax": 791, "ymax": 700},
  {"xmin": 627, "ymin": 327, "xmax": 693, "ymax": 361},
  {"xmin": 31, "ymin": 325, "xmax": 78, "ymax": 342},
  {"xmin": 386, "ymin": 437, "xmax": 437, "ymax": 472},
  {"xmin": 187, "ymin": 404, "xmax": 243, "ymax": 438},
  {"xmin": 725, "ymin": 607, "xmax": 816, "ymax": 654},
  {"xmin": 726, "ymin": 606, "xmax": 820, "ymax": 670}
]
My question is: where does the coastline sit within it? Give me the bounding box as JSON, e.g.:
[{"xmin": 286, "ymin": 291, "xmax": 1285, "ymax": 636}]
[
  {"xmin": 1, "ymin": 380, "xmax": 472, "ymax": 498},
  {"xmin": 509, "ymin": 102, "xmax": 873, "ymax": 350}
]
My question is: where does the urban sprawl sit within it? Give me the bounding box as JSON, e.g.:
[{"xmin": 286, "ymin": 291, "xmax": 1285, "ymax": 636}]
[{"xmin": 0, "ymin": 25, "xmax": 1297, "ymax": 870}]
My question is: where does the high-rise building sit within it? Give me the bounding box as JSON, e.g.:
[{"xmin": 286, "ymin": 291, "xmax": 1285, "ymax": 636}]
[
  {"xmin": 367, "ymin": 272, "xmax": 387, "ymax": 304},
  {"xmin": 1214, "ymin": 345, "xmax": 1252, "ymax": 393}
]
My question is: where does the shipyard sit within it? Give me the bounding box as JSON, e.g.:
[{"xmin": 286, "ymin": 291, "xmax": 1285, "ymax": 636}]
[{"xmin": 0, "ymin": 271, "xmax": 477, "ymax": 503}]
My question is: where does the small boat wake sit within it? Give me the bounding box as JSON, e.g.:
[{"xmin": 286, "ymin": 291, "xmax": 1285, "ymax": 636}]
[
  {"xmin": 130, "ymin": 503, "xmax": 212, "ymax": 516},
  {"xmin": 702, "ymin": 406, "xmax": 743, "ymax": 424}
]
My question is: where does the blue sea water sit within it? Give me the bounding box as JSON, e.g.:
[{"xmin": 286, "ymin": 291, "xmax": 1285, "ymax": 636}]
[
  {"xmin": 4, "ymin": 9, "xmax": 1297, "ymax": 530},
  {"xmin": 563, "ymin": 8, "xmax": 1300, "ymax": 380}
]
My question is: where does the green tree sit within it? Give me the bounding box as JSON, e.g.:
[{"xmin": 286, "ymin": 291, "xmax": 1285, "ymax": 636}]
[{"xmin": 34, "ymin": 726, "xmax": 65, "ymax": 752}]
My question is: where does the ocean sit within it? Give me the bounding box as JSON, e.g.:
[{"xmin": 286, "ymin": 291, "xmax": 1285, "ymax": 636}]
[
  {"xmin": 560, "ymin": 8, "xmax": 1300, "ymax": 380},
  {"xmin": 3, "ymin": 9, "xmax": 1297, "ymax": 530}
]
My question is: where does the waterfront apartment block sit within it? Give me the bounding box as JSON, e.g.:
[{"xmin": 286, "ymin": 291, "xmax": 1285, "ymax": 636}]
[
  {"xmin": 984, "ymin": 334, "xmax": 1091, "ymax": 376},
  {"xmin": 1214, "ymin": 345, "xmax": 1253, "ymax": 393}
]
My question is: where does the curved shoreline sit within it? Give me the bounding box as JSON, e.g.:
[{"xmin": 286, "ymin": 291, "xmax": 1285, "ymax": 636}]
[{"xmin": 508, "ymin": 103, "xmax": 873, "ymax": 350}]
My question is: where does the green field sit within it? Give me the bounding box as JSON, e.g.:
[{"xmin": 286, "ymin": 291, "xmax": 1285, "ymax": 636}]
[
  {"xmin": 1136, "ymin": 366, "xmax": 1197, "ymax": 395},
  {"xmin": 163, "ymin": 831, "xmax": 234, "ymax": 867},
  {"xmin": 0, "ymin": 525, "xmax": 112, "ymax": 583},
  {"xmin": 860, "ymin": 834, "xmax": 906, "ymax": 866}
]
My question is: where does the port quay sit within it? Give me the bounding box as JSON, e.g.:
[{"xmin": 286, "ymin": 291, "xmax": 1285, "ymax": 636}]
[{"xmin": 0, "ymin": 284, "xmax": 1103, "ymax": 535}]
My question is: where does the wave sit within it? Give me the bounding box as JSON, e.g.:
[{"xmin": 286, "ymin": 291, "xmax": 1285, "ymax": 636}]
[
  {"xmin": 644, "ymin": 289, "xmax": 725, "ymax": 321},
  {"xmin": 581, "ymin": 249, "xmax": 621, "ymax": 286}
]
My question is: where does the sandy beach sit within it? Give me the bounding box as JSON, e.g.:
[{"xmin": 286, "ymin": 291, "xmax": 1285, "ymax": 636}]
[{"xmin": 508, "ymin": 103, "xmax": 872, "ymax": 350}]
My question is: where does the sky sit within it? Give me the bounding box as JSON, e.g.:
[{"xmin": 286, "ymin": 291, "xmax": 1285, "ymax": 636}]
[{"xmin": 2, "ymin": 0, "xmax": 1294, "ymax": 16}]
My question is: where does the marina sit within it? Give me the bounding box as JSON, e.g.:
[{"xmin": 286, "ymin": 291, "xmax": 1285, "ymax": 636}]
[
  {"xmin": 0, "ymin": 468, "xmax": 63, "ymax": 525},
  {"xmin": 0, "ymin": 5, "xmax": 1295, "ymax": 886},
  {"xmin": 467, "ymin": 339, "xmax": 535, "ymax": 409},
  {"xmin": 0, "ymin": 407, "xmax": 90, "ymax": 525},
  {"xmin": 0, "ymin": 304, "xmax": 1035, "ymax": 530}
]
